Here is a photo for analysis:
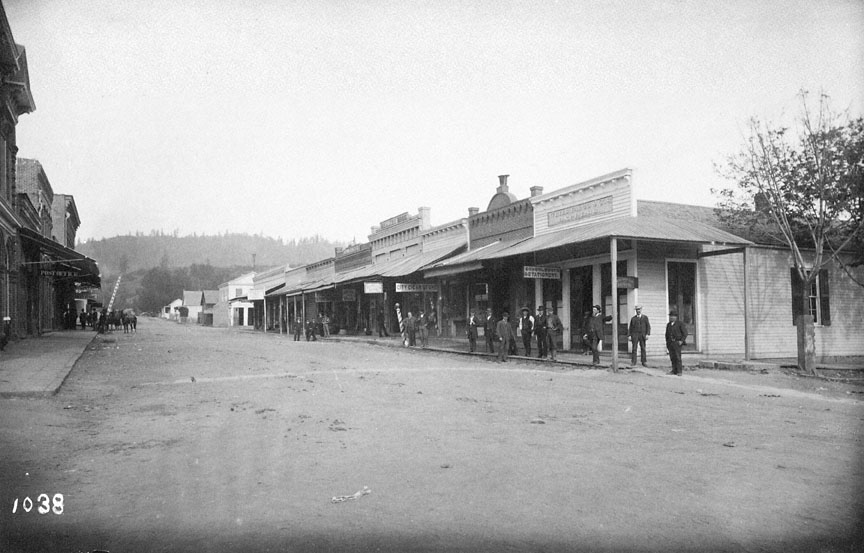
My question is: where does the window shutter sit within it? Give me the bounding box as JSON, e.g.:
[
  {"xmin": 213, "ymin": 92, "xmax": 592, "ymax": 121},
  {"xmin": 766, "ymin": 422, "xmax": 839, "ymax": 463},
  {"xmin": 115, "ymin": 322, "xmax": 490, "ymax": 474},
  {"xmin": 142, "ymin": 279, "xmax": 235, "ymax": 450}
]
[
  {"xmin": 790, "ymin": 268, "xmax": 804, "ymax": 325},
  {"xmin": 818, "ymin": 269, "xmax": 830, "ymax": 326}
]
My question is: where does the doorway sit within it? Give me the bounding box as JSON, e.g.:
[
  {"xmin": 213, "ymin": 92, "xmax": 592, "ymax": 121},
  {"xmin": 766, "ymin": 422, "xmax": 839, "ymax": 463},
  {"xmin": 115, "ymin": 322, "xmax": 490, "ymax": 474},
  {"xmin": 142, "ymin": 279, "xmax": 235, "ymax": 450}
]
[{"xmin": 667, "ymin": 261, "xmax": 697, "ymax": 351}]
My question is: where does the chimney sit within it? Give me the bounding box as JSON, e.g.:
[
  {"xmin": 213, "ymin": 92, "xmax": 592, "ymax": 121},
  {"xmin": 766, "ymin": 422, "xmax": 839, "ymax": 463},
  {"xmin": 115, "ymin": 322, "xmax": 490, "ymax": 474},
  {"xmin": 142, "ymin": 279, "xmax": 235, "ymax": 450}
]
[
  {"xmin": 418, "ymin": 206, "xmax": 431, "ymax": 230},
  {"xmin": 468, "ymin": 207, "xmax": 479, "ymax": 217},
  {"xmin": 497, "ymin": 174, "xmax": 510, "ymax": 194},
  {"xmin": 530, "ymin": 186, "xmax": 544, "ymax": 197}
]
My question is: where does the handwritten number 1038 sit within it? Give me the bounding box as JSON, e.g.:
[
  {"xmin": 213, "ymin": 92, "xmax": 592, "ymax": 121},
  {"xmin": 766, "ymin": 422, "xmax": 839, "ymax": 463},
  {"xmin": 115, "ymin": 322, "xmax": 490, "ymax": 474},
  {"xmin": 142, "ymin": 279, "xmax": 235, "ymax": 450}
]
[{"xmin": 12, "ymin": 494, "xmax": 64, "ymax": 515}]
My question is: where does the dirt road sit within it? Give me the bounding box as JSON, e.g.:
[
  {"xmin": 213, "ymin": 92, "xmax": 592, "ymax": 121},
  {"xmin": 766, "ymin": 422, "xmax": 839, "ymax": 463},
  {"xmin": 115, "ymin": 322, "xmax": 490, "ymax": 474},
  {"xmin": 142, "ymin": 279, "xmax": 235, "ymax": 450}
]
[{"xmin": 1, "ymin": 318, "xmax": 862, "ymax": 552}]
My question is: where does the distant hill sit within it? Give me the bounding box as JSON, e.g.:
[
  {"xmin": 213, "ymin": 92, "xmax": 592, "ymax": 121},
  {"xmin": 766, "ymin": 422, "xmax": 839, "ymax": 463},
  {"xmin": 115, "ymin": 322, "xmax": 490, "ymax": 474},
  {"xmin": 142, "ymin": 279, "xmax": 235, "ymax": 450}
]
[{"xmin": 77, "ymin": 232, "xmax": 344, "ymax": 276}]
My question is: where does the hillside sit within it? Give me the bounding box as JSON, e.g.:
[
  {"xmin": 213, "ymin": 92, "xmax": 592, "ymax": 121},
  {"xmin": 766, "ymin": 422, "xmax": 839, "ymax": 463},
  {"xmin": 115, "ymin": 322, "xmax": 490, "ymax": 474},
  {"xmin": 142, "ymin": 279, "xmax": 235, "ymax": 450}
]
[{"xmin": 77, "ymin": 232, "xmax": 344, "ymax": 276}]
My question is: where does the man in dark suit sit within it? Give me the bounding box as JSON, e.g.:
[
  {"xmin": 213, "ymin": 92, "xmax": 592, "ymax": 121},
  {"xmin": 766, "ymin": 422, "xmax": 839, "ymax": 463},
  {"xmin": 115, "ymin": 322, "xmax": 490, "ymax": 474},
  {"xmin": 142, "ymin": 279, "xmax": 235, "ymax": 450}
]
[
  {"xmin": 484, "ymin": 308, "xmax": 496, "ymax": 353},
  {"xmin": 665, "ymin": 309, "xmax": 688, "ymax": 375},
  {"xmin": 585, "ymin": 304, "xmax": 605, "ymax": 366},
  {"xmin": 467, "ymin": 310, "xmax": 479, "ymax": 352},
  {"xmin": 628, "ymin": 305, "xmax": 651, "ymax": 367},
  {"xmin": 496, "ymin": 311, "xmax": 517, "ymax": 362},
  {"xmin": 517, "ymin": 307, "xmax": 534, "ymax": 356},
  {"xmin": 534, "ymin": 306, "xmax": 548, "ymax": 358}
]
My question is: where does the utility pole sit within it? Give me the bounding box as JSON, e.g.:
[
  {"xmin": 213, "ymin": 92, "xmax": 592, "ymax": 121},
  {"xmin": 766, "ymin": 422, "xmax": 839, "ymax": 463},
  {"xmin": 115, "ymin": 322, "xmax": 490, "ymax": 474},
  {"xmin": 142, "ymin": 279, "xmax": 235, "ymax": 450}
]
[{"xmin": 107, "ymin": 275, "xmax": 122, "ymax": 311}]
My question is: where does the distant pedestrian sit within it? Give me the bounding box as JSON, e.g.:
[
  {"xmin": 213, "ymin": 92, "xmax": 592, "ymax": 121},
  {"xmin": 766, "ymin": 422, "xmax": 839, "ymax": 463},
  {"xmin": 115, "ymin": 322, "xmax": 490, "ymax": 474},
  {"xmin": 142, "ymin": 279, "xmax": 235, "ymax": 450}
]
[
  {"xmin": 377, "ymin": 309, "xmax": 389, "ymax": 337},
  {"xmin": 320, "ymin": 313, "xmax": 330, "ymax": 338},
  {"xmin": 467, "ymin": 310, "xmax": 479, "ymax": 352},
  {"xmin": 79, "ymin": 310, "xmax": 87, "ymax": 330},
  {"xmin": 404, "ymin": 312, "xmax": 417, "ymax": 346},
  {"xmin": 484, "ymin": 308, "xmax": 496, "ymax": 354},
  {"xmin": 628, "ymin": 305, "xmax": 651, "ymax": 367},
  {"xmin": 534, "ymin": 306, "xmax": 548, "ymax": 358},
  {"xmin": 418, "ymin": 310, "xmax": 429, "ymax": 348},
  {"xmin": 293, "ymin": 317, "xmax": 302, "ymax": 341},
  {"xmin": 517, "ymin": 307, "xmax": 534, "ymax": 357},
  {"xmin": 546, "ymin": 309, "xmax": 562, "ymax": 361},
  {"xmin": 496, "ymin": 311, "xmax": 517, "ymax": 362},
  {"xmin": 665, "ymin": 310, "xmax": 687, "ymax": 375},
  {"xmin": 305, "ymin": 319, "xmax": 317, "ymax": 341}
]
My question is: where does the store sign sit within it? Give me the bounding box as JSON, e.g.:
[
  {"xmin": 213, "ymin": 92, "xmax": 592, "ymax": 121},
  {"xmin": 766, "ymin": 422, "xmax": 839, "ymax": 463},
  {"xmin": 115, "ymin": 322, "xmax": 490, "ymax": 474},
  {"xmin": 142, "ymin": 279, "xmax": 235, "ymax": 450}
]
[
  {"xmin": 616, "ymin": 276, "xmax": 639, "ymax": 289},
  {"xmin": 547, "ymin": 195, "xmax": 613, "ymax": 227},
  {"xmin": 342, "ymin": 288, "xmax": 357, "ymax": 302},
  {"xmin": 395, "ymin": 283, "xmax": 439, "ymax": 293},
  {"xmin": 364, "ymin": 282, "xmax": 383, "ymax": 294},
  {"xmin": 314, "ymin": 291, "xmax": 334, "ymax": 302},
  {"xmin": 523, "ymin": 266, "xmax": 561, "ymax": 280},
  {"xmin": 247, "ymin": 289, "xmax": 265, "ymax": 301},
  {"xmin": 40, "ymin": 270, "xmax": 78, "ymax": 277}
]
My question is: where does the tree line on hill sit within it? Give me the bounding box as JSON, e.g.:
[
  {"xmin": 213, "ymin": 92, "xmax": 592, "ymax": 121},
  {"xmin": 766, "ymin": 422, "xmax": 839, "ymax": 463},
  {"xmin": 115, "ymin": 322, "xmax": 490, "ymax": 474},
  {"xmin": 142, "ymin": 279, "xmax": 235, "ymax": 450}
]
[{"xmin": 78, "ymin": 232, "xmax": 345, "ymax": 314}]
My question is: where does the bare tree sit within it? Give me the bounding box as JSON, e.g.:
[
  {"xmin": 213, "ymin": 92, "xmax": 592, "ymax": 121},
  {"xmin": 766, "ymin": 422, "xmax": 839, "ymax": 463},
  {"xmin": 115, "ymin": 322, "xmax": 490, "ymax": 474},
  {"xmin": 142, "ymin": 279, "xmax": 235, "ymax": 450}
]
[{"xmin": 714, "ymin": 91, "xmax": 864, "ymax": 373}]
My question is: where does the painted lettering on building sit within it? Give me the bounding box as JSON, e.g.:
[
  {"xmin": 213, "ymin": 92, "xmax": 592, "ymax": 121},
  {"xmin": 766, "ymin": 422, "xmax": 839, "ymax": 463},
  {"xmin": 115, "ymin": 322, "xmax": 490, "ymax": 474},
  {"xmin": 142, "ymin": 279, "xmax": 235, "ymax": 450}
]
[
  {"xmin": 364, "ymin": 282, "xmax": 383, "ymax": 294},
  {"xmin": 395, "ymin": 283, "xmax": 439, "ymax": 293},
  {"xmin": 523, "ymin": 266, "xmax": 561, "ymax": 280},
  {"xmin": 547, "ymin": 195, "xmax": 613, "ymax": 227},
  {"xmin": 40, "ymin": 270, "xmax": 78, "ymax": 277}
]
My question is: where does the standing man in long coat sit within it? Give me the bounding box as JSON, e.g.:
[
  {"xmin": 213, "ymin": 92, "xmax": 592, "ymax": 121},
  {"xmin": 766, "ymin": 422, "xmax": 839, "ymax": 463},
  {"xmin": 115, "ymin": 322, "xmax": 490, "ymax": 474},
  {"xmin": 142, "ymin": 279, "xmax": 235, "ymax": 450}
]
[
  {"xmin": 467, "ymin": 310, "xmax": 479, "ymax": 352},
  {"xmin": 517, "ymin": 307, "xmax": 534, "ymax": 357},
  {"xmin": 585, "ymin": 304, "xmax": 605, "ymax": 366},
  {"xmin": 484, "ymin": 308, "xmax": 496, "ymax": 354},
  {"xmin": 534, "ymin": 306, "xmax": 548, "ymax": 358},
  {"xmin": 665, "ymin": 309, "xmax": 687, "ymax": 375},
  {"xmin": 628, "ymin": 305, "xmax": 651, "ymax": 367},
  {"xmin": 495, "ymin": 311, "xmax": 517, "ymax": 363}
]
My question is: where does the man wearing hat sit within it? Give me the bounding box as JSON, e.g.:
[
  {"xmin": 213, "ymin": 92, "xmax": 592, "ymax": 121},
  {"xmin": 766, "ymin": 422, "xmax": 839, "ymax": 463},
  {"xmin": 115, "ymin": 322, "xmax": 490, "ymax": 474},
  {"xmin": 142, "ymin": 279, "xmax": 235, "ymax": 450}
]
[
  {"xmin": 533, "ymin": 305, "xmax": 548, "ymax": 358},
  {"xmin": 585, "ymin": 304, "xmax": 605, "ymax": 365},
  {"xmin": 495, "ymin": 311, "xmax": 517, "ymax": 362},
  {"xmin": 484, "ymin": 307, "xmax": 496, "ymax": 354},
  {"xmin": 664, "ymin": 309, "xmax": 688, "ymax": 375},
  {"xmin": 628, "ymin": 305, "xmax": 651, "ymax": 367},
  {"xmin": 517, "ymin": 307, "xmax": 535, "ymax": 357}
]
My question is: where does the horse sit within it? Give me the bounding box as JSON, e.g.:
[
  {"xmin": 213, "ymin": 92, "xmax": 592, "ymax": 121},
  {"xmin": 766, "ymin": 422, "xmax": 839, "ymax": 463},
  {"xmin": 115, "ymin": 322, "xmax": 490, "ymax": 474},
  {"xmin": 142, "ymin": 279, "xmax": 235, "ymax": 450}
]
[{"xmin": 122, "ymin": 313, "xmax": 137, "ymax": 333}]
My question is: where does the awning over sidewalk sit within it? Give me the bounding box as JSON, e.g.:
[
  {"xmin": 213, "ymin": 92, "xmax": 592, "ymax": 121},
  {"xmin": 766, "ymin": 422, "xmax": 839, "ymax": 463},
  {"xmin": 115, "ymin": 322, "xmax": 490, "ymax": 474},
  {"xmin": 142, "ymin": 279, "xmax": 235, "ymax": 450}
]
[
  {"xmin": 424, "ymin": 239, "xmax": 528, "ymax": 278},
  {"xmin": 18, "ymin": 227, "xmax": 101, "ymax": 287},
  {"xmin": 490, "ymin": 216, "xmax": 752, "ymax": 259}
]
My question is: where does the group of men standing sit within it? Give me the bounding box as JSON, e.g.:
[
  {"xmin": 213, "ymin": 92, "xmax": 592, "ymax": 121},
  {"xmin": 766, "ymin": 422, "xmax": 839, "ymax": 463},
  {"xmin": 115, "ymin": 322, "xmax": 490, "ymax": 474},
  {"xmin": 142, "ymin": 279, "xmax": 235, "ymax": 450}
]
[
  {"xmin": 468, "ymin": 305, "xmax": 562, "ymax": 363},
  {"xmin": 464, "ymin": 302, "xmax": 687, "ymax": 374}
]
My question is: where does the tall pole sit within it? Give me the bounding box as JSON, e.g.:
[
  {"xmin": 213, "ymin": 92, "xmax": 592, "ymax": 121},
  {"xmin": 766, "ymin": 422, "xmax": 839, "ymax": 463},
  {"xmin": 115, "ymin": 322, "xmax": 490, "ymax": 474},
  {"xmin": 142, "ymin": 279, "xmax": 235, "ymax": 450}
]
[
  {"xmin": 743, "ymin": 247, "xmax": 749, "ymax": 360},
  {"xmin": 610, "ymin": 238, "xmax": 619, "ymax": 373}
]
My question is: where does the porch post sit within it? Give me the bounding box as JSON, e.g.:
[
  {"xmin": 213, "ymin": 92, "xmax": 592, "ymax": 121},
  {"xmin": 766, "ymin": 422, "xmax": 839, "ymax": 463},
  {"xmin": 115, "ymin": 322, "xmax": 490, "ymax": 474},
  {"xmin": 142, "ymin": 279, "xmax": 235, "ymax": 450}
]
[
  {"xmin": 743, "ymin": 247, "xmax": 749, "ymax": 360},
  {"xmin": 610, "ymin": 237, "xmax": 619, "ymax": 373},
  {"xmin": 561, "ymin": 268, "xmax": 571, "ymax": 350}
]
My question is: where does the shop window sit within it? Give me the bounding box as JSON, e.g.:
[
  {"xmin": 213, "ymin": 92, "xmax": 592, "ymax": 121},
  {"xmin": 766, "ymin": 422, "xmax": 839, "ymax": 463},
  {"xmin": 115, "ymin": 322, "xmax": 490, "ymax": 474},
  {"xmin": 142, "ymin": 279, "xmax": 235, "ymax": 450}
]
[{"xmin": 790, "ymin": 269, "xmax": 830, "ymax": 326}]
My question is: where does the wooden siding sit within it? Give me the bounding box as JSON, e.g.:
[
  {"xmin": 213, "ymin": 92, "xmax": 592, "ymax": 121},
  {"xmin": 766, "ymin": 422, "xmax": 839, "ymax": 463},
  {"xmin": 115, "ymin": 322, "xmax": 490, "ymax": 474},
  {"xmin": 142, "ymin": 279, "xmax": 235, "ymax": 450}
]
[
  {"xmin": 533, "ymin": 170, "xmax": 634, "ymax": 237},
  {"xmin": 746, "ymin": 248, "xmax": 864, "ymax": 359},
  {"xmin": 699, "ymin": 247, "xmax": 746, "ymax": 355}
]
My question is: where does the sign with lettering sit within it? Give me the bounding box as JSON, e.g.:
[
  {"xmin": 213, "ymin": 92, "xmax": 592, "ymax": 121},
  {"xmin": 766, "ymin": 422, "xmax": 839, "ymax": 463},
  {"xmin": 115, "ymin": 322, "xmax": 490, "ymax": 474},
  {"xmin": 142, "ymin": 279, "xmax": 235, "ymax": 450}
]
[
  {"xmin": 523, "ymin": 266, "xmax": 561, "ymax": 280},
  {"xmin": 364, "ymin": 282, "xmax": 383, "ymax": 294},
  {"xmin": 247, "ymin": 289, "xmax": 265, "ymax": 301},
  {"xmin": 395, "ymin": 283, "xmax": 439, "ymax": 293},
  {"xmin": 40, "ymin": 270, "xmax": 78, "ymax": 277},
  {"xmin": 342, "ymin": 288, "xmax": 357, "ymax": 302},
  {"xmin": 616, "ymin": 276, "xmax": 639, "ymax": 289},
  {"xmin": 314, "ymin": 290, "xmax": 335, "ymax": 302},
  {"xmin": 547, "ymin": 195, "xmax": 614, "ymax": 227}
]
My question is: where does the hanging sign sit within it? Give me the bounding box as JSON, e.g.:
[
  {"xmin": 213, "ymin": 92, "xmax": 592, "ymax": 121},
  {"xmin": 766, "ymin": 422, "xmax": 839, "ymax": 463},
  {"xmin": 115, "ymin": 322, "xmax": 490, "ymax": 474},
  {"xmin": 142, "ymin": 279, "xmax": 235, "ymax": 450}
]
[
  {"xmin": 364, "ymin": 282, "xmax": 383, "ymax": 294},
  {"xmin": 247, "ymin": 289, "xmax": 265, "ymax": 301},
  {"xmin": 342, "ymin": 288, "xmax": 357, "ymax": 302},
  {"xmin": 523, "ymin": 266, "xmax": 561, "ymax": 280},
  {"xmin": 395, "ymin": 283, "xmax": 439, "ymax": 293},
  {"xmin": 616, "ymin": 276, "xmax": 639, "ymax": 289},
  {"xmin": 40, "ymin": 270, "xmax": 78, "ymax": 277}
]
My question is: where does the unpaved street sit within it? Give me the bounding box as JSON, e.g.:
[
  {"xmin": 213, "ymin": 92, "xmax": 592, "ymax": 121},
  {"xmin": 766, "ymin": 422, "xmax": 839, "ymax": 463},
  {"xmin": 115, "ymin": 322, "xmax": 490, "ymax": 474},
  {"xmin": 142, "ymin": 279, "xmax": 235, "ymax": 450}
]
[{"xmin": 1, "ymin": 318, "xmax": 863, "ymax": 552}]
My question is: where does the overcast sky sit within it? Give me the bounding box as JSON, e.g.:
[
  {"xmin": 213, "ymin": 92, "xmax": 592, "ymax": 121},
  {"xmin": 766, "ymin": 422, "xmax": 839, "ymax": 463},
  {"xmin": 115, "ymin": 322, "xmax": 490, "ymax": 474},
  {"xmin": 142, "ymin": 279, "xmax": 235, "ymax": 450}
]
[{"xmin": 5, "ymin": 0, "xmax": 863, "ymax": 244}]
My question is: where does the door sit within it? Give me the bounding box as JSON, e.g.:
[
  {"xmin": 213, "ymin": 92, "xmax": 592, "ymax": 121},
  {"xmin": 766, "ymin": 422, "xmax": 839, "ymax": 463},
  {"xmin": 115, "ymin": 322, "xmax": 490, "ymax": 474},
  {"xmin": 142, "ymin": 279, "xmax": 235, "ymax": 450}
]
[{"xmin": 667, "ymin": 261, "xmax": 697, "ymax": 351}]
